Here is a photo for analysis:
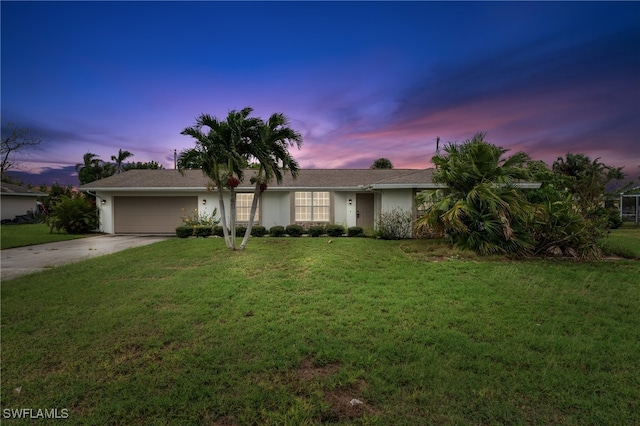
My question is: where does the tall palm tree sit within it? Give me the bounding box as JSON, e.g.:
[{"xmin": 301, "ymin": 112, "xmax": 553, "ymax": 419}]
[
  {"xmin": 239, "ymin": 113, "xmax": 303, "ymax": 249},
  {"xmin": 111, "ymin": 149, "xmax": 134, "ymax": 174},
  {"xmin": 416, "ymin": 133, "xmax": 532, "ymax": 256},
  {"xmin": 179, "ymin": 108, "xmax": 259, "ymax": 250}
]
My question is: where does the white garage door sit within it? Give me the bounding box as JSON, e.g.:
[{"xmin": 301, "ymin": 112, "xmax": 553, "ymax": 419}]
[{"xmin": 114, "ymin": 196, "xmax": 197, "ymax": 234}]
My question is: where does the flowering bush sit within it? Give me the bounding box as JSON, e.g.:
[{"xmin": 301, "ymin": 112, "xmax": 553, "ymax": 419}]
[
  {"xmin": 176, "ymin": 207, "xmax": 219, "ymax": 238},
  {"xmin": 180, "ymin": 208, "xmax": 219, "ymax": 227}
]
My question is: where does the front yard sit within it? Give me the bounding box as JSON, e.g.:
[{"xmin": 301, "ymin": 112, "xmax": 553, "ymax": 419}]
[
  {"xmin": 1, "ymin": 237, "xmax": 639, "ymax": 424},
  {"xmin": 1, "ymin": 223, "xmax": 92, "ymax": 250}
]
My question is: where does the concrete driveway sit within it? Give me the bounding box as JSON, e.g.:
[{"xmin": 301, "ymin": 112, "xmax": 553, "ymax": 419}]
[{"xmin": 1, "ymin": 235, "xmax": 169, "ymax": 281}]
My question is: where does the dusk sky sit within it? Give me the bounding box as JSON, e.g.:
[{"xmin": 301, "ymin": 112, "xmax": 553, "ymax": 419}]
[{"xmin": 2, "ymin": 1, "xmax": 639, "ymax": 187}]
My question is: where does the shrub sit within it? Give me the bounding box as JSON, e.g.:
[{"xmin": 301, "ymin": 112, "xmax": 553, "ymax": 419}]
[
  {"xmin": 175, "ymin": 226, "xmax": 193, "ymax": 238},
  {"xmin": 180, "ymin": 207, "xmax": 219, "ymax": 227},
  {"xmin": 376, "ymin": 208, "xmax": 412, "ymax": 240},
  {"xmin": 213, "ymin": 226, "xmax": 225, "ymax": 237},
  {"xmin": 194, "ymin": 225, "xmax": 212, "ymax": 238},
  {"xmin": 286, "ymin": 224, "xmax": 304, "ymax": 237},
  {"xmin": 269, "ymin": 226, "xmax": 286, "ymax": 237},
  {"xmin": 325, "ymin": 224, "xmax": 345, "ymax": 237},
  {"xmin": 347, "ymin": 226, "xmax": 365, "ymax": 237},
  {"xmin": 308, "ymin": 225, "xmax": 325, "ymax": 237},
  {"xmin": 251, "ymin": 226, "xmax": 267, "ymax": 237},
  {"xmin": 46, "ymin": 196, "xmax": 98, "ymax": 234},
  {"xmin": 235, "ymin": 226, "xmax": 247, "ymax": 237}
]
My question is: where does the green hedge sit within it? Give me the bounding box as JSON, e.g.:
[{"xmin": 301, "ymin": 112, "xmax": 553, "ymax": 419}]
[
  {"xmin": 269, "ymin": 226, "xmax": 286, "ymax": 237},
  {"xmin": 326, "ymin": 224, "xmax": 345, "ymax": 237},
  {"xmin": 308, "ymin": 225, "xmax": 325, "ymax": 237},
  {"xmin": 286, "ymin": 224, "xmax": 304, "ymax": 237},
  {"xmin": 347, "ymin": 226, "xmax": 365, "ymax": 237}
]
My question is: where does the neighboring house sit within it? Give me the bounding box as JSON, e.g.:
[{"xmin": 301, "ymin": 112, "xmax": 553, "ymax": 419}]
[
  {"xmin": 79, "ymin": 169, "xmax": 541, "ymax": 235},
  {"xmin": 1, "ymin": 182, "xmax": 48, "ymax": 221}
]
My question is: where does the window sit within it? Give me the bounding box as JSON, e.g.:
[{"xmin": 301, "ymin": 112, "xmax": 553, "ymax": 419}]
[
  {"xmin": 295, "ymin": 191, "xmax": 330, "ymax": 222},
  {"xmin": 236, "ymin": 193, "xmax": 258, "ymax": 222}
]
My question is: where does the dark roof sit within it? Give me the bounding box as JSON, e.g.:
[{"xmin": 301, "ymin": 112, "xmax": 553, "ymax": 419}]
[
  {"xmin": 79, "ymin": 168, "xmax": 438, "ymax": 191},
  {"xmin": 1, "ymin": 182, "xmax": 48, "ymax": 197}
]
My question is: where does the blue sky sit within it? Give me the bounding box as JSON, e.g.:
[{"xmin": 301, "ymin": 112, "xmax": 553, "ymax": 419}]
[{"xmin": 2, "ymin": 1, "xmax": 639, "ymax": 186}]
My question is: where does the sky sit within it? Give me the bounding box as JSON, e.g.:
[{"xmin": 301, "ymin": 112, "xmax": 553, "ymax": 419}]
[{"xmin": 2, "ymin": 1, "xmax": 639, "ymax": 187}]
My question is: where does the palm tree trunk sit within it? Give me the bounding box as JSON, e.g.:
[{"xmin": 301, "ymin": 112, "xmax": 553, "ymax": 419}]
[
  {"xmin": 239, "ymin": 183, "xmax": 261, "ymax": 250},
  {"xmin": 229, "ymin": 186, "xmax": 237, "ymax": 250},
  {"xmin": 216, "ymin": 186, "xmax": 232, "ymax": 249}
]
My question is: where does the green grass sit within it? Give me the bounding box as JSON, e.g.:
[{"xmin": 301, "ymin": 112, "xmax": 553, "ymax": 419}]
[
  {"xmin": 601, "ymin": 224, "xmax": 640, "ymax": 259},
  {"xmin": 1, "ymin": 223, "xmax": 92, "ymax": 249},
  {"xmin": 2, "ymin": 237, "xmax": 639, "ymax": 425}
]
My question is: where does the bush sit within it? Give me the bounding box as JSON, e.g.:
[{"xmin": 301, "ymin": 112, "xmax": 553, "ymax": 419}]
[
  {"xmin": 235, "ymin": 226, "xmax": 247, "ymax": 237},
  {"xmin": 308, "ymin": 225, "xmax": 325, "ymax": 237},
  {"xmin": 347, "ymin": 226, "xmax": 365, "ymax": 237},
  {"xmin": 286, "ymin": 224, "xmax": 304, "ymax": 237},
  {"xmin": 175, "ymin": 226, "xmax": 193, "ymax": 238},
  {"xmin": 376, "ymin": 208, "xmax": 413, "ymax": 240},
  {"xmin": 46, "ymin": 196, "xmax": 98, "ymax": 234},
  {"xmin": 251, "ymin": 226, "xmax": 267, "ymax": 237},
  {"xmin": 194, "ymin": 225, "xmax": 212, "ymax": 238},
  {"xmin": 269, "ymin": 226, "xmax": 286, "ymax": 237},
  {"xmin": 213, "ymin": 226, "xmax": 225, "ymax": 237},
  {"xmin": 325, "ymin": 224, "xmax": 345, "ymax": 237}
]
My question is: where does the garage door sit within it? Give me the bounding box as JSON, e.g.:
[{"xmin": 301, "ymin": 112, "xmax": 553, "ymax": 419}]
[{"xmin": 114, "ymin": 196, "xmax": 198, "ymax": 234}]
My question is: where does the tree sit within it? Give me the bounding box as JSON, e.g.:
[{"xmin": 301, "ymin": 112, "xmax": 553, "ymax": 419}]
[
  {"xmin": 122, "ymin": 160, "xmax": 164, "ymax": 171},
  {"xmin": 552, "ymin": 153, "xmax": 625, "ymax": 217},
  {"xmin": 239, "ymin": 112, "xmax": 303, "ymax": 249},
  {"xmin": 1, "ymin": 123, "xmax": 42, "ymax": 180},
  {"xmin": 179, "ymin": 108, "xmax": 259, "ymax": 250},
  {"xmin": 415, "ymin": 133, "xmax": 533, "ymax": 256},
  {"xmin": 75, "ymin": 152, "xmax": 115, "ymax": 185},
  {"xmin": 370, "ymin": 158, "xmax": 394, "ymax": 169},
  {"xmin": 111, "ymin": 149, "xmax": 134, "ymax": 174}
]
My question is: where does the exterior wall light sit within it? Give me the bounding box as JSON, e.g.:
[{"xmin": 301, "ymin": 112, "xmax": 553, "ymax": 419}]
[
  {"xmin": 348, "ymin": 199, "xmax": 353, "ymax": 205},
  {"xmin": 101, "ymin": 199, "xmax": 107, "ymax": 205},
  {"xmin": 202, "ymin": 199, "xmax": 207, "ymax": 205}
]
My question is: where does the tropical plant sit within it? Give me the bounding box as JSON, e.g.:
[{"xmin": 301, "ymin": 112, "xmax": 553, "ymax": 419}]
[
  {"xmin": 111, "ymin": 149, "xmax": 134, "ymax": 174},
  {"xmin": 75, "ymin": 152, "xmax": 116, "ymax": 185},
  {"xmin": 179, "ymin": 108, "xmax": 259, "ymax": 250},
  {"xmin": 415, "ymin": 133, "xmax": 533, "ymax": 256},
  {"xmin": 46, "ymin": 195, "xmax": 98, "ymax": 234},
  {"xmin": 239, "ymin": 113, "xmax": 303, "ymax": 249}
]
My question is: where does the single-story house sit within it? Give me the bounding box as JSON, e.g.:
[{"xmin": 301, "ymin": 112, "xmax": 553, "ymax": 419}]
[
  {"xmin": 79, "ymin": 168, "xmax": 541, "ymax": 235},
  {"xmin": 1, "ymin": 182, "xmax": 48, "ymax": 221}
]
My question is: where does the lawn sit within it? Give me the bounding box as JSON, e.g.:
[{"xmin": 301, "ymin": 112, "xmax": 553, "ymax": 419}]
[
  {"xmin": 600, "ymin": 223, "xmax": 640, "ymax": 259},
  {"xmin": 1, "ymin": 223, "xmax": 92, "ymax": 250},
  {"xmin": 2, "ymin": 237, "xmax": 639, "ymax": 425}
]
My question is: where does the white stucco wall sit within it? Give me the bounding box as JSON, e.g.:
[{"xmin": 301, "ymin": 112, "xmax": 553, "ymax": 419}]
[
  {"xmin": 381, "ymin": 189, "xmax": 414, "ymax": 213},
  {"xmin": 333, "ymin": 192, "xmax": 356, "ymax": 228},
  {"xmin": 1, "ymin": 196, "xmax": 39, "ymax": 220},
  {"xmin": 261, "ymin": 191, "xmax": 290, "ymax": 228}
]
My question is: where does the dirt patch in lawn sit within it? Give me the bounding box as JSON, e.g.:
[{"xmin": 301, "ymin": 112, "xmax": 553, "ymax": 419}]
[{"xmin": 294, "ymin": 358, "xmax": 378, "ymax": 422}]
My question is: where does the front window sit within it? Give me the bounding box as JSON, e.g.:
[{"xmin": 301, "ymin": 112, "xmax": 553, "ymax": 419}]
[
  {"xmin": 295, "ymin": 191, "xmax": 330, "ymax": 221},
  {"xmin": 236, "ymin": 193, "xmax": 258, "ymax": 222}
]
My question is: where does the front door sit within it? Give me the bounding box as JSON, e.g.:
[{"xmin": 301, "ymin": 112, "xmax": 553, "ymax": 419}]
[{"xmin": 356, "ymin": 193, "xmax": 374, "ymax": 228}]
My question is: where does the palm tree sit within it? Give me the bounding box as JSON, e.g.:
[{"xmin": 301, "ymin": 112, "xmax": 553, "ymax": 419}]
[
  {"xmin": 179, "ymin": 108, "xmax": 259, "ymax": 250},
  {"xmin": 111, "ymin": 149, "xmax": 134, "ymax": 174},
  {"xmin": 415, "ymin": 133, "xmax": 532, "ymax": 256},
  {"xmin": 239, "ymin": 112, "xmax": 303, "ymax": 249},
  {"xmin": 75, "ymin": 152, "xmax": 113, "ymax": 185}
]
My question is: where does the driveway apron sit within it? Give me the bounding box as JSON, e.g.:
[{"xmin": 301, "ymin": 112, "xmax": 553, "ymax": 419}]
[{"xmin": 1, "ymin": 235, "xmax": 169, "ymax": 281}]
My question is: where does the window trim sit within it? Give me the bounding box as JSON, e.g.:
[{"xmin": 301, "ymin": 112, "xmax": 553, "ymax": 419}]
[{"xmin": 292, "ymin": 191, "xmax": 332, "ymax": 222}]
